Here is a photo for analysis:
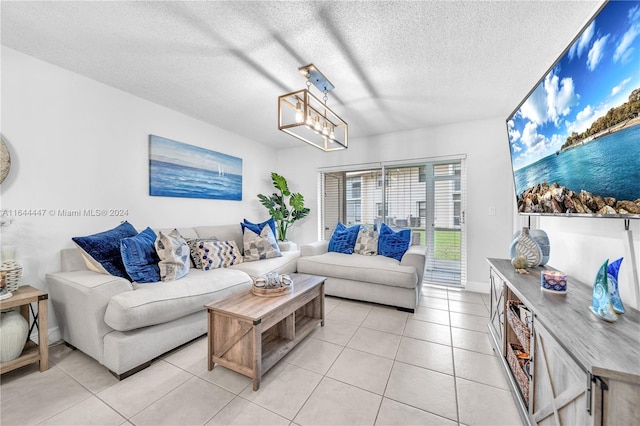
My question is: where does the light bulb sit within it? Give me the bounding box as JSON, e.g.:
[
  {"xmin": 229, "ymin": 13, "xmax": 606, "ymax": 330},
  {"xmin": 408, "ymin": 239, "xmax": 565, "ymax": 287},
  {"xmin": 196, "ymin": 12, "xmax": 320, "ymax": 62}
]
[
  {"xmin": 314, "ymin": 116, "xmax": 322, "ymax": 134},
  {"xmin": 305, "ymin": 111, "xmax": 314, "ymax": 128},
  {"xmin": 322, "ymin": 121, "xmax": 330, "ymax": 136},
  {"xmin": 329, "ymin": 126, "xmax": 335, "ymax": 140},
  {"xmin": 295, "ymin": 101, "xmax": 304, "ymax": 124}
]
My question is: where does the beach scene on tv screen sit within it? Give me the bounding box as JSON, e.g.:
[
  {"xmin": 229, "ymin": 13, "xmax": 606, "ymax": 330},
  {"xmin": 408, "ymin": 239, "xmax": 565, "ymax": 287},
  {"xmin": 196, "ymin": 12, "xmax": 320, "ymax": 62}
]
[{"xmin": 508, "ymin": 1, "xmax": 640, "ymax": 216}]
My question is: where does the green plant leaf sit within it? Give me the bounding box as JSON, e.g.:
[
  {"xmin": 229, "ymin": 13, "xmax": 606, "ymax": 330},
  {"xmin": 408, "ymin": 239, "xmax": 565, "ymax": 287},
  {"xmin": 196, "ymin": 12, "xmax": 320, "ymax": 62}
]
[
  {"xmin": 271, "ymin": 172, "xmax": 291, "ymax": 196},
  {"xmin": 292, "ymin": 207, "xmax": 310, "ymax": 221},
  {"xmin": 257, "ymin": 173, "xmax": 309, "ymax": 240},
  {"xmin": 290, "ymin": 193, "xmax": 305, "ymax": 210},
  {"xmin": 271, "ymin": 193, "xmax": 284, "ymax": 208},
  {"xmin": 257, "ymin": 194, "xmax": 275, "ymax": 211}
]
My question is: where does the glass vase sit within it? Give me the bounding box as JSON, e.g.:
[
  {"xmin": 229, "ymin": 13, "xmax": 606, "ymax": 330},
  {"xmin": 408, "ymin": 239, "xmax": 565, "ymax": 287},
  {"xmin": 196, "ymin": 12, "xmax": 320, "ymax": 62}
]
[
  {"xmin": 511, "ymin": 227, "xmax": 543, "ymax": 268},
  {"xmin": 608, "ymin": 257, "xmax": 625, "ymax": 314},
  {"xmin": 591, "ymin": 259, "xmax": 618, "ymax": 322}
]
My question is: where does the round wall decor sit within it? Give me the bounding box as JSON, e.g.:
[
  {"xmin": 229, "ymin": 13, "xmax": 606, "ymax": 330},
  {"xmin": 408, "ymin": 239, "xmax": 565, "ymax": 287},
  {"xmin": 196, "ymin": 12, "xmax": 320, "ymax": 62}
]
[{"xmin": 0, "ymin": 137, "xmax": 10, "ymax": 184}]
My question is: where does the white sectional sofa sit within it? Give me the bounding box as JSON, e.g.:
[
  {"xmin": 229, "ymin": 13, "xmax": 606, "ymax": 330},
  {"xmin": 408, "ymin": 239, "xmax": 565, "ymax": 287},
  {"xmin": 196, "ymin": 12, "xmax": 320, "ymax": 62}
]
[
  {"xmin": 46, "ymin": 224, "xmax": 298, "ymax": 379},
  {"xmin": 297, "ymin": 240, "xmax": 427, "ymax": 312}
]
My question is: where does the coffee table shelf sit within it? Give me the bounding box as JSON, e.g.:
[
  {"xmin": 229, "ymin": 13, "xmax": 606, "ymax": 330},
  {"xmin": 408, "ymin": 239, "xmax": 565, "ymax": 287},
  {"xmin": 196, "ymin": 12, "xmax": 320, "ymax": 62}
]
[{"xmin": 206, "ymin": 273, "xmax": 325, "ymax": 390}]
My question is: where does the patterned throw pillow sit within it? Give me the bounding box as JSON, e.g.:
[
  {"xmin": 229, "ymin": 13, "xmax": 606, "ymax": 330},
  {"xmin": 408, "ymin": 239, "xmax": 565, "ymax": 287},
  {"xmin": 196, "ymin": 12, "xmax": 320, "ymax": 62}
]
[
  {"xmin": 243, "ymin": 225, "xmax": 282, "ymax": 262},
  {"xmin": 354, "ymin": 226, "xmax": 378, "ymax": 256},
  {"xmin": 72, "ymin": 221, "xmax": 138, "ymax": 279},
  {"xmin": 198, "ymin": 240, "xmax": 243, "ymax": 270},
  {"xmin": 155, "ymin": 229, "xmax": 190, "ymax": 281},
  {"xmin": 120, "ymin": 227, "xmax": 161, "ymax": 283},
  {"xmin": 186, "ymin": 238, "xmax": 217, "ymax": 269},
  {"xmin": 378, "ymin": 223, "xmax": 411, "ymax": 261},
  {"xmin": 328, "ymin": 222, "xmax": 360, "ymax": 254},
  {"xmin": 241, "ymin": 218, "xmax": 277, "ymax": 240}
]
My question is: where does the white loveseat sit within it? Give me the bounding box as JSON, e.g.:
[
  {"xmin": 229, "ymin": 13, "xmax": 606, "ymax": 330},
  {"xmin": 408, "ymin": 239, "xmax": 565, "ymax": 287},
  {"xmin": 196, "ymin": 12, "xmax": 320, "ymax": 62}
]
[
  {"xmin": 46, "ymin": 224, "xmax": 298, "ymax": 379},
  {"xmin": 297, "ymin": 240, "xmax": 427, "ymax": 312}
]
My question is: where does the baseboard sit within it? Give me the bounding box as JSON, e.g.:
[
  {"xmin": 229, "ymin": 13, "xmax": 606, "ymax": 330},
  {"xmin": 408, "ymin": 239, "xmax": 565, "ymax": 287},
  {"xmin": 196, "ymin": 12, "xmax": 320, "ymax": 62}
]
[
  {"xmin": 465, "ymin": 280, "xmax": 490, "ymax": 294},
  {"xmin": 30, "ymin": 326, "xmax": 62, "ymax": 347}
]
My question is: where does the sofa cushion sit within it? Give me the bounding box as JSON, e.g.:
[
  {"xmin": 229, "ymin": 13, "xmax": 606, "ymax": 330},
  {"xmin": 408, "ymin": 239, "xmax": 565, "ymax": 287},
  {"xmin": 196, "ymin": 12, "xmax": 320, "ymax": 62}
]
[
  {"xmin": 328, "ymin": 222, "xmax": 360, "ymax": 254},
  {"xmin": 243, "ymin": 225, "xmax": 282, "ymax": 262},
  {"xmin": 297, "ymin": 252, "xmax": 418, "ymax": 289},
  {"xmin": 104, "ymin": 268, "xmax": 252, "ymax": 331},
  {"xmin": 230, "ymin": 250, "xmax": 299, "ymax": 279},
  {"xmin": 354, "ymin": 226, "xmax": 378, "ymax": 256},
  {"xmin": 120, "ymin": 227, "xmax": 161, "ymax": 283},
  {"xmin": 72, "ymin": 221, "xmax": 138, "ymax": 279},
  {"xmin": 198, "ymin": 240, "xmax": 243, "ymax": 270},
  {"xmin": 155, "ymin": 229, "xmax": 190, "ymax": 281},
  {"xmin": 378, "ymin": 223, "xmax": 411, "ymax": 261},
  {"xmin": 194, "ymin": 225, "xmax": 243, "ymax": 255}
]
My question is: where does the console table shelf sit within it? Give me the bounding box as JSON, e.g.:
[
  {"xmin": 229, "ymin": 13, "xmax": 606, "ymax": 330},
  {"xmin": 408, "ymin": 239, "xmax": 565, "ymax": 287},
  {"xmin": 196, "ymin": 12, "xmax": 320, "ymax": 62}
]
[
  {"xmin": 0, "ymin": 285, "xmax": 49, "ymax": 375},
  {"xmin": 487, "ymin": 258, "xmax": 640, "ymax": 426}
]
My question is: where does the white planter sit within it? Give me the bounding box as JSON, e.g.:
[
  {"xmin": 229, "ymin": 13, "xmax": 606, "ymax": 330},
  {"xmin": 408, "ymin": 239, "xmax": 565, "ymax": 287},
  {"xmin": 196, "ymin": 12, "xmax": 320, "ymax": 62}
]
[{"xmin": 0, "ymin": 309, "xmax": 29, "ymax": 362}]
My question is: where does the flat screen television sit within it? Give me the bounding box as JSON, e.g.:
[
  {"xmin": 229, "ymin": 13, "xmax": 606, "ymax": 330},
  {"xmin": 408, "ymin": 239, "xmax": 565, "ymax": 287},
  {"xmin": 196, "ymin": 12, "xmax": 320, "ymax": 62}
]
[{"xmin": 507, "ymin": 0, "xmax": 640, "ymax": 218}]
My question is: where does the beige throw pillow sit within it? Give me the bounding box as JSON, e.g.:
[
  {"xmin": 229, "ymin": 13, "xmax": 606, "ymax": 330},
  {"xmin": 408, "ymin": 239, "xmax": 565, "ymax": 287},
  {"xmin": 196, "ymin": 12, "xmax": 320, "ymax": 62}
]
[
  {"xmin": 354, "ymin": 226, "xmax": 378, "ymax": 256},
  {"xmin": 155, "ymin": 229, "xmax": 190, "ymax": 281},
  {"xmin": 243, "ymin": 225, "xmax": 282, "ymax": 262}
]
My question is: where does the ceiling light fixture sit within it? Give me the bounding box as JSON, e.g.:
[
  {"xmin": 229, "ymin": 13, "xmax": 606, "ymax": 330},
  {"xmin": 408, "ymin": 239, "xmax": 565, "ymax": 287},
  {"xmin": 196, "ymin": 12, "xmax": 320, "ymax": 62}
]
[{"xmin": 278, "ymin": 64, "xmax": 348, "ymax": 151}]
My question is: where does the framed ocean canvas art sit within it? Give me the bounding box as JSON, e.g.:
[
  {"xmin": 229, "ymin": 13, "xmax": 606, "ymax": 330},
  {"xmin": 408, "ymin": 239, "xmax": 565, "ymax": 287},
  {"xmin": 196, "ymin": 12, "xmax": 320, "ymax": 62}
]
[{"xmin": 149, "ymin": 135, "xmax": 242, "ymax": 201}]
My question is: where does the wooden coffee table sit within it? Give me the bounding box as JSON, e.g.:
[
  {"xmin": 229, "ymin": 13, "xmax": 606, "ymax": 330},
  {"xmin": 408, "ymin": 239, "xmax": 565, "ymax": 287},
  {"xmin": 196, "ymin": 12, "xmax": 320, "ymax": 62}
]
[{"xmin": 205, "ymin": 273, "xmax": 325, "ymax": 390}]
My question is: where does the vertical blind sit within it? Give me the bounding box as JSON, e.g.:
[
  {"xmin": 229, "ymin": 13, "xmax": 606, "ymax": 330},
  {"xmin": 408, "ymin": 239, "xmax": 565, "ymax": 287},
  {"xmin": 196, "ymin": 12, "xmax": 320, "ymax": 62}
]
[
  {"xmin": 423, "ymin": 161, "xmax": 467, "ymax": 287},
  {"xmin": 319, "ymin": 158, "xmax": 466, "ymax": 287}
]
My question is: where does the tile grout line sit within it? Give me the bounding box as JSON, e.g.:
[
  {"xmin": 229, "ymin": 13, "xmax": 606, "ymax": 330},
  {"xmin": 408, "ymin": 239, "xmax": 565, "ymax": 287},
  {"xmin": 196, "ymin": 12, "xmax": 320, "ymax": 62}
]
[
  {"xmin": 289, "ymin": 297, "xmax": 357, "ymax": 424},
  {"xmin": 447, "ymin": 288, "xmax": 462, "ymax": 425},
  {"xmin": 17, "ymin": 290, "xmax": 508, "ymax": 426},
  {"xmin": 31, "ymin": 366, "xmax": 98, "ymax": 426}
]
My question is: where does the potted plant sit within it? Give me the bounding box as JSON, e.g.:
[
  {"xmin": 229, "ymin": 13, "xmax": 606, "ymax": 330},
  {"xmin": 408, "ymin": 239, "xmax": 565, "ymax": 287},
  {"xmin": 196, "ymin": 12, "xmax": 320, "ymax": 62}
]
[{"xmin": 258, "ymin": 172, "xmax": 310, "ymax": 241}]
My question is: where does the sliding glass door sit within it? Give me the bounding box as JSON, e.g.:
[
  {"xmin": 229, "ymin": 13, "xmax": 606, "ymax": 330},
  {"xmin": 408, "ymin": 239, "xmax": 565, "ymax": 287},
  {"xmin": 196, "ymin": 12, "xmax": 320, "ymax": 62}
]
[
  {"xmin": 423, "ymin": 161, "xmax": 465, "ymax": 286},
  {"xmin": 319, "ymin": 157, "xmax": 466, "ymax": 287}
]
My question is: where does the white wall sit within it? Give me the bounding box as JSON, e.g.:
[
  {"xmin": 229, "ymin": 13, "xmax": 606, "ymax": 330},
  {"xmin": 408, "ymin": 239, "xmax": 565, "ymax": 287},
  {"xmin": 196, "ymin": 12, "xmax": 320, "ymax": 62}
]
[
  {"xmin": 539, "ymin": 216, "xmax": 640, "ymax": 310},
  {"xmin": 1, "ymin": 47, "xmax": 277, "ymax": 341},
  {"xmin": 276, "ymin": 118, "xmax": 515, "ymax": 292}
]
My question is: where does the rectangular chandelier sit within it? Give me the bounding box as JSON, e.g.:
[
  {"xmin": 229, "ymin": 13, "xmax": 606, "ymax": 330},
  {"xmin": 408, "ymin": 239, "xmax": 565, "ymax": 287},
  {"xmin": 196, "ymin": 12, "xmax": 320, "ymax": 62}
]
[{"xmin": 278, "ymin": 64, "xmax": 348, "ymax": 151}]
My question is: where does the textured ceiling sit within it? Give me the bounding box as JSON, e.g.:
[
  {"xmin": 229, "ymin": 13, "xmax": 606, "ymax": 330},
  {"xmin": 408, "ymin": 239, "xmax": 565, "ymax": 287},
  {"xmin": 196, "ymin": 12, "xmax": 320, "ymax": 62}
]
[{"xmin": 1, "ymin": 1, "xmax": 603, "ymax": 149}]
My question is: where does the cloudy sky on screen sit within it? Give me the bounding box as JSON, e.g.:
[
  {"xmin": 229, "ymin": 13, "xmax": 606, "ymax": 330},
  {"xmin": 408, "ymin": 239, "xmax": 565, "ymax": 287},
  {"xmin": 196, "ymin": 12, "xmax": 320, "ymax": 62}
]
[{"xmin": 508, "ymin": 1, "xmax": 640, "ymax": 170}]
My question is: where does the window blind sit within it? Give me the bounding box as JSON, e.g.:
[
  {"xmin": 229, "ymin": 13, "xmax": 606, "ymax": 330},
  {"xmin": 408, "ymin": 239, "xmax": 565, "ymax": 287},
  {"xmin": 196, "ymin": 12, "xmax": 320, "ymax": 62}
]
[{"xmin": 319, "ymin": 156, "xmax": 466, "ymax": 287}]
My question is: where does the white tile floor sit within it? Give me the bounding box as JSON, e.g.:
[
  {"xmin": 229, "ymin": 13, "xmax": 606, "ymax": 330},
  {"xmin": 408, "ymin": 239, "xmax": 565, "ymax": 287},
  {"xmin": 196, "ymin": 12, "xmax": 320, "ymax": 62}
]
[{"xmin": 0, "ymin": 286, "xmax": 524, "ymax": 426}]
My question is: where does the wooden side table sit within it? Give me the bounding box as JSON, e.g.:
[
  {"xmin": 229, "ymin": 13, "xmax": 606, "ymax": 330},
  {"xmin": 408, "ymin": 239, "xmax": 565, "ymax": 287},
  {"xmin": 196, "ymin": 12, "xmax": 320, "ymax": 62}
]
[{"xmin": 0, "ymin": 285, "xmax": 49, "ymax": 374}]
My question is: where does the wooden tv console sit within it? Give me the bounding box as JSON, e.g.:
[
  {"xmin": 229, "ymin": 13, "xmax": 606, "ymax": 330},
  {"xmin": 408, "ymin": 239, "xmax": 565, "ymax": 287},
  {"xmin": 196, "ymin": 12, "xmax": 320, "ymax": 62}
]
[{"xmin": 487, "ymin": 258, "xmax": 640, "ymax": 426}]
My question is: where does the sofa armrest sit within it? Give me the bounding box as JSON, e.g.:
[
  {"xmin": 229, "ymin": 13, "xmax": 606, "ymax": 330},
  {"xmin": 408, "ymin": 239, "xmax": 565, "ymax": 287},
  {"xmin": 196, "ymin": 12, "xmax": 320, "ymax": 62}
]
[
  {"xmin": 401, "ymin": 245, "xmax": 427, "ymax": 283},
  {"xmin": 46, "ymin": 271, "xmax": 133, "ymax": 364},
  {"xmin": 300, "ymin": 240, "xmax": 329, "ymax": 257}
]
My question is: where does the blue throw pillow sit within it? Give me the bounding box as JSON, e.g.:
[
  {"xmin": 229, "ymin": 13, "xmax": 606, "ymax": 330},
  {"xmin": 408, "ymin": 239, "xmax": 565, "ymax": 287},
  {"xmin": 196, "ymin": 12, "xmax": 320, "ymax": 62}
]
[
  {"xmin": 378, "ymin": 223, "xmax": 411, "ymax": 261},
  {"xmin": 241, "ymin": 218, "xmax": 277, "ymax": 240},
  {"xmin": 120, "ymin": 227, "xmax": 161, "ymax": 283},
  {"xmin": 72, "ymin": 221, "xmax": 138, "ymax": 279},
  {"xmin": 328, "ymin": 222, "xmax": 361, "ymax": 254}
]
